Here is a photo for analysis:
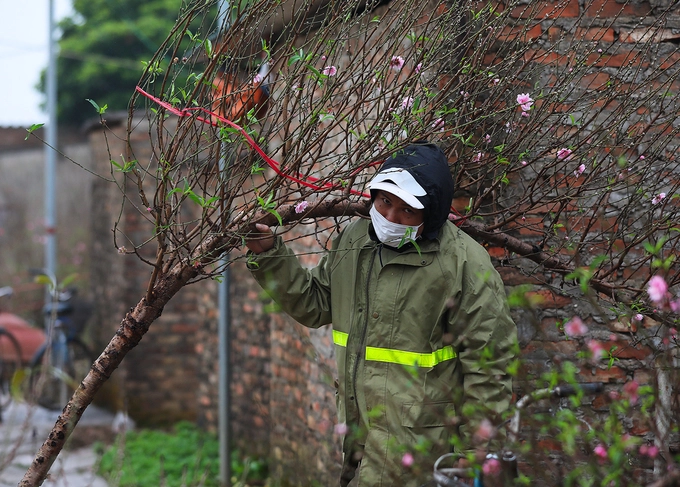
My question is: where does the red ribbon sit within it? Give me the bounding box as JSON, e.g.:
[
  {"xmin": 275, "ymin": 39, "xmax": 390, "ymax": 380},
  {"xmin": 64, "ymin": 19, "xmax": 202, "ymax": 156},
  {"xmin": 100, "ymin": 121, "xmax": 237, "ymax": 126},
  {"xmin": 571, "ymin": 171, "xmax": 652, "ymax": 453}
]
[{"xmin": 135, "ymin": 86, "xmax": 372, "ymax": 198}]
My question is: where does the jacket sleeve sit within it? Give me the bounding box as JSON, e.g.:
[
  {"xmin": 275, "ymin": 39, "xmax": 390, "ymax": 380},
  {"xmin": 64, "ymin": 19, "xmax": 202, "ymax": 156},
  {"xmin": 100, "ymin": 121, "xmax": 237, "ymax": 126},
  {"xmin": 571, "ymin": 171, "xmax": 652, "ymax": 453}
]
[
  {"xmin": 246, "ymin": 235, "xmax": 334, "ymax": 329},
  {"xmin": 450, "ymin": 245, "xmax": 517, "ymax": 445}
]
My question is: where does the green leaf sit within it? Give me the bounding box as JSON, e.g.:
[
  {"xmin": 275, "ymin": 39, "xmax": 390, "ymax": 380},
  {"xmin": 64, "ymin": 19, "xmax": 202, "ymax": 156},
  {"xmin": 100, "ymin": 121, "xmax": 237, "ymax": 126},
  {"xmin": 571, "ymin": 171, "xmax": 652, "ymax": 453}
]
[
  {"xmin": 86, "ymin": 98, "xmax": 107, "ymax": 114},
  {"xmin": 267, "ymin": 209, "xmax": 283, "ymax": 226},
  {"xmin": 86, "ymin": 98, "xmax": 100, "ymax": 112},
  {"xmin": 25, "ymin": 123, "xmax": 45, "ymax": 140},
  {"xmin": 34, "ymin": 274, "xmax": 55, "ymax": 289},
  {"xmin": 60, "ymin": 273, "xmax": 79, "ymax": 289}
]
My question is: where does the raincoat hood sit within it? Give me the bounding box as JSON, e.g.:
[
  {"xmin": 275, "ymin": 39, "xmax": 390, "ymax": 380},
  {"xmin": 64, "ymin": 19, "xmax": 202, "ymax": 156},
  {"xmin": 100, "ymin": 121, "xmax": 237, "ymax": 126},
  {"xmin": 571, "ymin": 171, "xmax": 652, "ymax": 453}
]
[{"xmin": 371, "ymin": 143, "xmax": 454, "ymax": 240}]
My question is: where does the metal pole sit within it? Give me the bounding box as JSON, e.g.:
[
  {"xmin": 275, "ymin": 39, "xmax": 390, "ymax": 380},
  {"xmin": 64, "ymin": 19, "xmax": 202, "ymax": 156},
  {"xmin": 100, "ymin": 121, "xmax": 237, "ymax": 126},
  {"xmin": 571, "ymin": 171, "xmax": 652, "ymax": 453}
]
[
  {"xmin": 218, "ymin": 263, "xmax": 231, "ymax": 486},
  {"xmin": 44, "ymin": 0, "xmax": 58, "ymax": 284},
  {"xmin": 217, "ymin": 2, "xmax": 232, "ymax": 485}
]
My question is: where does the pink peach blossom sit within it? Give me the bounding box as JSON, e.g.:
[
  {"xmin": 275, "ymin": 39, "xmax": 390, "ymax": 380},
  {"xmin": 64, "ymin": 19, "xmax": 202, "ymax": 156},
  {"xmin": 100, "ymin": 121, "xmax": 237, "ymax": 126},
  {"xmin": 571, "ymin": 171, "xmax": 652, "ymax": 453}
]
[
  {"xmin": 594, "ymin": 444, "xmax": 608, "ymax": 462},
  {"xmin": 390, "ymin": 55, "xmax": 405, "ymax": 71},
  {"xmin": 294, "ymin": 201, "xmax": 309, "ymax": 214},
  {"xmin": 587, "ymin": 340, "xmax": 606, "ymax": 359},
  {"xmin": 482, "ymin": 457, "xmax": 502, "ymax": 476},
  {"xmin": 557, "ymin": 148, "xmax": 573, "ymax": 160},
  {"xmin": 401, "ymin": 452, "xmax": 414, "ymax": 467},
  {"xmin": 652, "ymin": 192, "xmax": 666, "ymax": 205},
  {"xmin": 564, "ymin": 316, "xmax": 588, "ymax": 337},
  {"xmin": 432, "ymin": 118, "xmax": 445, "ymax": 131},
  {"xmin": 639, "ymin": 444, "xmax": 659, "ymax": 458},
  {"xmin": 623, "ymin": 380, "xmax": 639, "ymax": 405},
  {"xmin": 516, "ymin": 93, "xmax": 533, "ymax": 106},
  {"xmin": 647, "ymin": 276, "xmax": 668, "ymax": 304}
]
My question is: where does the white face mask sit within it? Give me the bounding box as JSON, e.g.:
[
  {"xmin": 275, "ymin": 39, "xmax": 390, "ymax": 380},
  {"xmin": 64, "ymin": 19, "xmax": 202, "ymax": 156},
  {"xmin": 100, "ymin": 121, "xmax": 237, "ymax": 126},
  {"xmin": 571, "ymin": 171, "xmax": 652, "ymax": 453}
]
[{"xmin": 369, "ymin": 205, "xmax": 422, "ymax": 248}]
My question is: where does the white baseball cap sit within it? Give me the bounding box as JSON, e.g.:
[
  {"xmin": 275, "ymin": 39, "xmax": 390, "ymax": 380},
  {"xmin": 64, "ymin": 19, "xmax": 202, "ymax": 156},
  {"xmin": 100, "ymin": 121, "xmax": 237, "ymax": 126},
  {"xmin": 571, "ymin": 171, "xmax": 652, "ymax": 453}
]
[{"xmin": 368, "ymin": 167, "xmax": 426, "ymax": 209}]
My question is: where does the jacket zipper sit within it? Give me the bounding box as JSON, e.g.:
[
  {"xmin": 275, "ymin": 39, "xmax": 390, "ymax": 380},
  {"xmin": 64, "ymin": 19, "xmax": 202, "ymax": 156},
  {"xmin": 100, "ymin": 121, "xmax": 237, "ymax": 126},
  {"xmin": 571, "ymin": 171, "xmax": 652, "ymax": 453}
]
[{"xmin": 351, "ymin": 246, "xmax": 377, "ymax": 419}]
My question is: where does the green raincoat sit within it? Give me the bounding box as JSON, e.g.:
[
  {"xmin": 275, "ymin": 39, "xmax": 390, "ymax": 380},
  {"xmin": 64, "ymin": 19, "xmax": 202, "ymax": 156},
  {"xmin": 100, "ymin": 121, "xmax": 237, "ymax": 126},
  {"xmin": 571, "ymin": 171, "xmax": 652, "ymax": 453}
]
[{"xmin": 248, "ymin": 217, "xmax": 517, "ymax": 486}]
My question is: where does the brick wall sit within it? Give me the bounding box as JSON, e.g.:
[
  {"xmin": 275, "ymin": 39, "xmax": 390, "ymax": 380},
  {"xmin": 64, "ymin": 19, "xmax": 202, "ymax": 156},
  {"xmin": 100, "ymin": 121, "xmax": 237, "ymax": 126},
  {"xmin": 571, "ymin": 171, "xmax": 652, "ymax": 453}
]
[
  {"xmin": 229, "ymin": 1, "xmax": 680, "ymax": 485},
  {"xmin": 86, "ymin": 115, "xmax": 273, "ymax": 450},
  {"xmin": 81, "ymin": 1, "xmax": 680, "ymax": 485},
  {"xmin": 88, "ymin": 116, "xmax": 209, "ymax": 425}
]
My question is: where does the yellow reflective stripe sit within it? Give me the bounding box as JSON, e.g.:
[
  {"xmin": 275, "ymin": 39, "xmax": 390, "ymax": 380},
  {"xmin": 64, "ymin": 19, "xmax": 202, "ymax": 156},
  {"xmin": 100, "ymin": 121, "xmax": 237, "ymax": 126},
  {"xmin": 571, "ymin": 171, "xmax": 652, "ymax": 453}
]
[
  {"xmin": 332, "ymin": 330, "xmax": 456, "ymax": 368},
  {"xmin": 366, "ymin": 345, "xmax": 456, "ymax": 368},
  {"xmin": 333, "ymin": 330, "xmax": 348, "ymax": 347}
]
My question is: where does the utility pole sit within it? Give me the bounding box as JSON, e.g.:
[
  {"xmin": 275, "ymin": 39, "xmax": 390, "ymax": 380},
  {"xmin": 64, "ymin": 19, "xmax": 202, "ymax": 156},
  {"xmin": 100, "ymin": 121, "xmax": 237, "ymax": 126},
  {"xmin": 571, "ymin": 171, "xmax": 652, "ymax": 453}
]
[
  {"xmin": 44, "ymin": 0, "xmax": 58, "ymax": 286},
  {"xmin": 217, "ymin": 2, "xmax": 232, "ymax": 485}
]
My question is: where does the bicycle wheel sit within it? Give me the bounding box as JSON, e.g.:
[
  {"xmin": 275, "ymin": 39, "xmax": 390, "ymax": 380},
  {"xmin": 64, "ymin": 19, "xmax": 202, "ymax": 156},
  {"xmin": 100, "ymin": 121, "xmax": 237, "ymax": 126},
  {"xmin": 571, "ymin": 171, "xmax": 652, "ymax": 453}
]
[
  {"xmin": 28, "ymin": 338, "xmax": 94, "ymax": 410},
  {"xmin": 66, "ymin": 337, "xmax": 95, "ymax": 392},
  {"xmin": 0, "ymin": 328, "xmax": 23, "ymax": 409}
]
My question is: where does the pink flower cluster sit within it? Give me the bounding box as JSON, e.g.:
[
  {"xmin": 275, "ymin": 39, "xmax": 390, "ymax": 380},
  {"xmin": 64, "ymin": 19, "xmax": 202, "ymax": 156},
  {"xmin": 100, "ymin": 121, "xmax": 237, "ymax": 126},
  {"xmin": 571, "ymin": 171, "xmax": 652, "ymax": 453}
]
[
  {"xmin": 334, "ymin": 422, "xmax": 348, "ymax": 435},
  {"xmin": 564, "ymin": 316, "xmax": 588, "ymax": 337},
  {"xmin": 647, "ymin": 275, "xmax": 679, "ymax": 310},
  {"xmin": 574, "ymin": 164, "xmax": 586, "ymax": 178},
  {"xmin": 651, "ymin": 192, "xmax": 666, "ymax": 205},
  {"xmin": 639, "ymin": 444, "xmax": 660, "ymax": 458},
  {"xmin": 594, "ymin": 444, "xmax": 608, "ymax": 462},
  {"xmin": 517, "ymin": 93, "xmax": 533, "ymax": 117},
  {"xmin": 482, "ymin": 457, "xmax": 502, "ymax": 476},
  {"xmin": 432, "ymin": 118, "xmax": 445, "ymax": 131},
  {"xmin": 390, "ymin": 55, "xmax": 405, "ymax": 71},
  {"xmin": 557, "ymin": 148, "xmax": 573, "ymax": 160},
  {"xmin": 322, "ymin": 65, "xmax": 337, "ymax": 76},
  {"xmin": 587, "ymin": 340, "xmax": 606, "ymax": 359},
  {"xmin": 623, "ymin": 380, "xmax": 639, "ymax": 405},
  {"xmin": 294, "ymin": 200, "xmax": 309, "ymax": 214}
]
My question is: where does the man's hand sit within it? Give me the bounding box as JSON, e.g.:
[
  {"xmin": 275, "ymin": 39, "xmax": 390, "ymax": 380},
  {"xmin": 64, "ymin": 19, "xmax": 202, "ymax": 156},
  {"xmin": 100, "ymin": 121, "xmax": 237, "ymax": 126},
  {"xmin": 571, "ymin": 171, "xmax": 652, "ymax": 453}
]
[{"xmin": 245, "ymin": 223, "xmax": 275, "ymax": 254}]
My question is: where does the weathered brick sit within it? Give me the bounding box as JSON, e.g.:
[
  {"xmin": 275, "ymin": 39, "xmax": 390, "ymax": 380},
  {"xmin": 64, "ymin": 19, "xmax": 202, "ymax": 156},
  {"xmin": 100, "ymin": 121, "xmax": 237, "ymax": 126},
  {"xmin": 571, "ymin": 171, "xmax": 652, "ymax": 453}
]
[
  {"xmin": 577, "ymin": 365, "xmax": 628, "ymax": 383},
  {"xmin": 510, "ymin": 1, "xmax": 580, "ymax": 19},
  {"xmin": 575, "ymin": 26, "xmax": 616, "ymax": 42},
  {"xmin": 526, "ymin": 289, "xmax": 573, "ymax": 308},
  {"xmin": 498, "ymin": 23, "xmax": 543, "ymax": 42},
  {"xmin": 586, "ymin": 49, "xmax": 649, "ymax": 68},
  {"xmin": 619, "ymin": 28, "xmax": 680, "ymax": 44},
  {"xmin": 584, "ymin": 0, "xmax": 652, "ymax": 17},
  {"xmin": 579, "ymin": 71, "xmax": 611, "ymax": 90},
  {"xmin": 603, "ymin": 339, "xmax": 654, "ymax": 360}
]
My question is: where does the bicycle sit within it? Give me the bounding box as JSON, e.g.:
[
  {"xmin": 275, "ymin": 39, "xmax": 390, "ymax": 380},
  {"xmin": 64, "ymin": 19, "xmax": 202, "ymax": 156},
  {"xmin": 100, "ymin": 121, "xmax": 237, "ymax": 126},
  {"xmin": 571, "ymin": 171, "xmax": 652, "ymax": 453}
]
[
  {"xmin": 431, "ymin": 382, "xmax": 605, "ymax": 487},
  {"xmin": 24, "ymin": 276, "xmax": 95, "ymax": 411},
  {"xmin": 0, "ymin": 286, "xmax": 24, "ymax": 412}
]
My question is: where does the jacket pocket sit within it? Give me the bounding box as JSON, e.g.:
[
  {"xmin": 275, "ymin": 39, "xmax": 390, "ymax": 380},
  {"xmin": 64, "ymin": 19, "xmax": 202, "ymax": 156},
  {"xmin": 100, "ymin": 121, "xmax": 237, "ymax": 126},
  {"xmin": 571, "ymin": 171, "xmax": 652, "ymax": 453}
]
[{"xmin": 401, "ymin": 401, "xmax": 456, "ymax": 428}]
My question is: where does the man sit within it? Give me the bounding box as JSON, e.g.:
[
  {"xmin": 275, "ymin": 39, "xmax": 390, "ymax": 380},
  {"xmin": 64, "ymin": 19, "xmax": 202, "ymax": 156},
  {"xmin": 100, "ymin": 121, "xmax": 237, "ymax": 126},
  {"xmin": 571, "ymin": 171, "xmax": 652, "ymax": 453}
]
[{"xmin": 246, "ymin": 142, "xmax": 517, "ymax": 486}]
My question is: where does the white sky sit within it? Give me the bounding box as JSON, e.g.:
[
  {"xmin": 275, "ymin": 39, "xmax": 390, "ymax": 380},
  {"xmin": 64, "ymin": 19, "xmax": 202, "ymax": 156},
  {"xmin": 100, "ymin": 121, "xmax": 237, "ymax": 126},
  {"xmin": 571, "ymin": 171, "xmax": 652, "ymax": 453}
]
[{"xmin": 0, "ymin": 0, "xmax": 74, "ymax": 127}]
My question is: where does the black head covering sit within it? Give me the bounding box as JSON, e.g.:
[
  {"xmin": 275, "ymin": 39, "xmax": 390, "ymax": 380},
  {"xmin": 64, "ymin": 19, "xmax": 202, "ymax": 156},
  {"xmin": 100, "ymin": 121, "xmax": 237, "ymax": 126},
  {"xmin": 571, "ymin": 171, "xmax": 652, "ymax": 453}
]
[{"xmin": 371, "ymin": 142, "xmax": 454, "ymax": 240}]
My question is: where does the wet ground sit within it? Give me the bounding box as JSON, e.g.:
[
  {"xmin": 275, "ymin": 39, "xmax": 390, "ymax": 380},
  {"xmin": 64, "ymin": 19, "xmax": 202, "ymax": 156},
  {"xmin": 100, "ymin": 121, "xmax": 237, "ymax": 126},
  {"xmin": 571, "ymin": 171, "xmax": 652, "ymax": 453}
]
[{"xmin": 0, "ymin": 400, "xmax": 116, "ymax": 487}]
